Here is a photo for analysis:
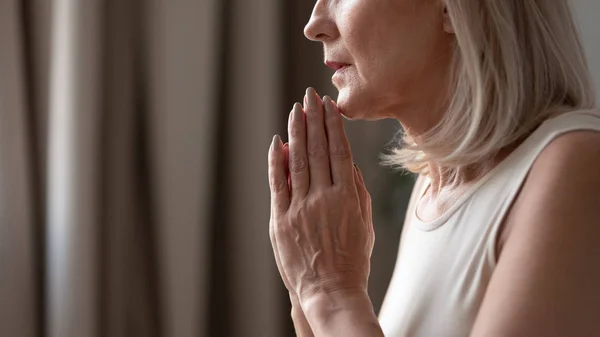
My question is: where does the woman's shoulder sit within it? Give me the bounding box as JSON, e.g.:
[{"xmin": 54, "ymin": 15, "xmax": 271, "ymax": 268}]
[
  {"xmin": 536, "ymin": 107, "xmax": 600, "ymax": 158},
  {"xmin": 473, "ymin": 127, "xmax": 600, "ymax": 337},
  {"xmin": 510, "ymin": 107, "xmax": 600, "ymax": 168},
  {"xmin": 502, "ymin": 109, "xmax": 600, "ymax": 237},
  {"xmin": 543, "ymin": 107, "xmax": 600, "ymax": 127},
  {"xmin": 530, "ymin": 126, "xmax": 600, "ymax": 181},
  {"xmin": 496, "ymin": 107, "xmax": 600, "ymax": 254},
  {"xmin": 514, "ymin": 106, "xmax": 600, "ymax": 209}
]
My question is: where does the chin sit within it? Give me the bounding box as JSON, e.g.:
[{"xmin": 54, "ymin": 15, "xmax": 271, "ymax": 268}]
[
  {"xmin": 335, "ymin": 88, "xmax": 378, "ymax": 121},
  {"xmin": 335, "ymin": 88, "xmax": 358, "ymax": 120}
]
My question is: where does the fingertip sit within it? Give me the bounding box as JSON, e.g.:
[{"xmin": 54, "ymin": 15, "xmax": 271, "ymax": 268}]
[
  {"xmin": 293, "ymin": 102, "xmax": 304, "ymax": 120},
  {"xmin": 324, "ymin": 97, "xmax": 337, "ymax": 119},
  {"xmin": 272, "ymin": 134, "xmax": 282, "ymax": 149}
]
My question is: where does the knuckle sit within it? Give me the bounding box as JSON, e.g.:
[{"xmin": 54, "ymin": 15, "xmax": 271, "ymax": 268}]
[
  {"xmin": 270, "ymin": 176, "xmax": 288, "ymax": 194},
  {"xmin": 289, "ymin": 123, "xmax": 303, "ymax": 138},
  {"xmin": 339, "ymin": 183, "xmax": 356, "ymax": 196},
  {"xmin": 289, "ymin": 152, "xmax": 308, "ymax": 173},
  {"xmin": 308, "ymin": 190, "xmax": 327, "ymax": 203},
  {"xmin": 289, "ymin": 202, "xmax": 307, "ymax": 221},
  {"xmin": 268, "ymin": 154, "xmax": 279, "ymax": 167},
  {"xmin": 307, "ymin": 143, "xmax": 328, "ymax": 159},
  {"xmin": 305, "ymin": 191, "xmax": 333, "ymax": 212},
  {"xmin": 329, "ymin": 143, "xmax": 351, "ymax": 160}
]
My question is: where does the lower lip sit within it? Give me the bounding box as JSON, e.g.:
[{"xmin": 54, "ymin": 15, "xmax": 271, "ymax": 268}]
[
  {"xmin": 332, "ymin": 65, "xmax": 351, "ymax": 81},
  {"xmin": 336, "ymin": 65, "xmax": 351, "ymax": 73}
]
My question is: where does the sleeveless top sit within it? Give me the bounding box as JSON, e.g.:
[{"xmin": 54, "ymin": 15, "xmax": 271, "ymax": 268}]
[{"xmin": 378, "ymin": 109, "xmax": 600, "ymax": 337}]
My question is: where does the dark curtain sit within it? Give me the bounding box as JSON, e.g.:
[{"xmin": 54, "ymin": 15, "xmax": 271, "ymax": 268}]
[{"xmin": 0, "ymin": 0, "xmax": 413, "ymax": 336}]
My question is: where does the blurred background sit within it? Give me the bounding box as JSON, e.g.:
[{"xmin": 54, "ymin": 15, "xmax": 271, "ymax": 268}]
[{"xmin": 0, "ymin": 1, "xmax": 598, "ymax": 337}]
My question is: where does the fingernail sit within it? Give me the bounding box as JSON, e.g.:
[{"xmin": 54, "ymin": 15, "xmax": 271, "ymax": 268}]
[
  {"xmin": 323, "ymin": 96, "xmax": 333, "ymax": 113},
  {"xmin": 272, "ymin": 135, "xmax": 281, "ymax": 149},
  {"xmin": 306, "ymin": 87, "xmax": 316, "ymax": 106},
  {"xmin": 293, "ymin": 102, "xmax": 303, "ymax": 120}
]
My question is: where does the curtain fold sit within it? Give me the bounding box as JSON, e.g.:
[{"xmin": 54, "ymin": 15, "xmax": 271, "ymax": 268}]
[
  {"xmin": 100, "ymin": 0, "xmax": 161, "ymax": 335},
  {"xmin": 146, "ymin": 0, "xmax": 218, "ymax": 335},
  {"xmin": 0, "ymin": 0, "xmax": 407, "ymax": 336},
  {"xmin": 0, "ymin": 1, "xmax": 39, "ymax": 336},
  {"xmin": 1, "ymin": 0, "xmax": 291, "ymax": 336}
]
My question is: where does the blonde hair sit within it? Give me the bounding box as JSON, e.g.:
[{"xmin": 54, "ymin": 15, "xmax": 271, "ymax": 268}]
[{"xmin": 380, "ymin": 0, "xmax": 597, "ymax": 180}]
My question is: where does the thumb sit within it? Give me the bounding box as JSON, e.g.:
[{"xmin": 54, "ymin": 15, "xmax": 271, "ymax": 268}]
[
  {"xmin": 353, "ymin": 164, "xmax": 374, "ymax": 254},
  {"xmin": 353, "ymin": 164, "xmax": 371, "ymax": 225}
]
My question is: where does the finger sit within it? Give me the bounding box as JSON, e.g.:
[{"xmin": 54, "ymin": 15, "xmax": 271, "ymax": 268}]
[
  {"xmin": 304, "ymin": 87, "xmax": 332, "ymax": 189},
  {"xmin": 267, "ymin": 149, "xmax": 293, "ymax": 292},
  {"xmin": 325, "ymin": 96, "xmax": 354, "ymax": 186},
  {"xmin": 283, "ymin": 143, "xmax": 291, "ymax": 197},
  {"xmin": 353, "ymin": 164, "xmax": 369, "ymax": 225},
  {"xmin": 357, "ymin": 165, "xmax": 372, "ymax": 226},
  {"xmin": 269, "ymin": 135, "xmax": 290, "ymax": 217},
  {"xmin": 269, "ymin": 220, "xmax": 294, "ymax": 292},
  {"xmin": 354, "ymin": 164, "xmax": 374, "ymax": 255},
  {"xmin": 288, "ymin": 103, "xmax": 309, "ymax": 199}
]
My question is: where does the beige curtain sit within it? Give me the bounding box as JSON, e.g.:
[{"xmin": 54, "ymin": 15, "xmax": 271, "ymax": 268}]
[{"xmin": 0, "ymin": 0, "xmax": 408, "ymax": 336}]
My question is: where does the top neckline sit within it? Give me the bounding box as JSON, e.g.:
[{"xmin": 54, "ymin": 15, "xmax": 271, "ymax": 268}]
[
  {"xmin": 412, "ymin": 122, "xmax": 546, "ymax": 231},
  {"xmin": 411, "ymin": 108, "xmax": 600, "ymax": 232},
  {"xmin": 412, "ymin": 109, "xmax": 600, "ymax": 231}
]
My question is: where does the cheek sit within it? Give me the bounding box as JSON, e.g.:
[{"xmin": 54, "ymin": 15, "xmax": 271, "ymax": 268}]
[
  {"xmin": 334, "ymin": 4, "xmax": 432, "ymax": 118},
  {"xmin": 344, "ymin": 21, "xmax": 406, "ymax": 89}
]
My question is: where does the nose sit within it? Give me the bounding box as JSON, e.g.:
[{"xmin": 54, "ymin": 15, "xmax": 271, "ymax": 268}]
[{"xmin": 303, "ymin": 0, "xmax": 338, "ymax": 42}]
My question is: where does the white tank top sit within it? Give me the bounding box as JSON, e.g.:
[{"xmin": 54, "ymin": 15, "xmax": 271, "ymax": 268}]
[{"xmin": 378, "ymin": 109, "xmax": 600, "ymax": 337}]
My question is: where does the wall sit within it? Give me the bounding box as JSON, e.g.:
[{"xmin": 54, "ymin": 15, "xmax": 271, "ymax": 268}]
[{"xmin": 573, "ymin": 0, "xmax": 600, "ymax": 98}]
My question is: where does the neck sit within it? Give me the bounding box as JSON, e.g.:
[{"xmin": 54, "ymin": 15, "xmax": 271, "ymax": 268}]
[
  {"xmin": 425, "ymin": 162, "xmax": 483, "ymax": 196},
  {"xmin": 422, "ymin": 142, "xmax": 519, "ymax": 196}
]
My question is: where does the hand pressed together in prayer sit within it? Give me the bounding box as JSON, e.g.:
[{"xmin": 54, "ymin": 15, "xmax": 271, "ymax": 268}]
[{"xmin": 267, "ymin": 88, "xmax": 379, "ymax": 336}]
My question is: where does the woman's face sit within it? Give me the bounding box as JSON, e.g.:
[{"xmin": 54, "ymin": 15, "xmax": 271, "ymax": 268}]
[{"xmin": 304, "ymin": 0, "xmax": 455, "ymax": 126}]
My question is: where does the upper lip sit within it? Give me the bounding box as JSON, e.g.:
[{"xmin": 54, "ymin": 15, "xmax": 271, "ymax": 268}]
[{"xmin": 325, "ymin": 61, "xmax": 351, "ymax": 71}]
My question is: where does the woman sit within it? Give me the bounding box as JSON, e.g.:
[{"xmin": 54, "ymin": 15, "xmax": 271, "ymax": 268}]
[{"xmin": 267, "ymin": 1, "xmax": 600, "ymax": 336}]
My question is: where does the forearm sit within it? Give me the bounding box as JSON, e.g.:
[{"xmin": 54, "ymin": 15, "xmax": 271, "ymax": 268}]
[
  {"xmin": 291, "ymin": 293, "xmax": 315, "ymax": 337},
  {"xmin": 302, "ymin": 290, "xmax": 384, "ymax": 337}
]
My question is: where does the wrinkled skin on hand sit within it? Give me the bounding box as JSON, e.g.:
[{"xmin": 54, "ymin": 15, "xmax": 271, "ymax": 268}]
[{"xmin": 268, "ymin": 88, "xmax": 374, "ymax": 304}]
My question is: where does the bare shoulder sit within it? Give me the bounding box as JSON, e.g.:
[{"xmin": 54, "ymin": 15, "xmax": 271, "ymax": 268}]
[
  {"xmin": 497, "ymin": 130, "xmax": 600, "ymax": 248},
  {"xmin": 533, "ymin": 129, "xmax": 600, "ymax": 171},
  {"xmin": 518, "ymin": 129, "xmax": 600, "ymax": 212},
  {"xmin": 499, "ymin": 129, "xmax": 600, "ymax": 251},
  {"xmin": 470, "ymin": 130, "xmax": 600, "ymax": 337}
]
